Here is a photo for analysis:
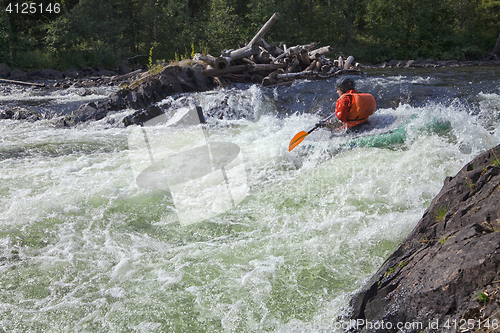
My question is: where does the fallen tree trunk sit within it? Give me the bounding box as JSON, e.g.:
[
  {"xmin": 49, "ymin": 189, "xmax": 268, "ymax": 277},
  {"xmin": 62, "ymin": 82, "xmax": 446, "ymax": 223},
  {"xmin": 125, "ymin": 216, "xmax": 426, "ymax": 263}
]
[
  {"xmin": 110, "ymin": 69, "xmax": 143, "ymax": 82},
  {"xmin": 259, "ymin": 38, "xmax": 283, "ymax": 57},
  {"xmin": 201, "ymin": 63, "xmax": 287, "ymax": 77},
  {"xmin": 298, "ymin": 48, "xmax": 311, "ymax": 66},
  {"xmin": 0, "ymin": 78, "xmax": 45, "ymax": 87},
  {"xmin": 309, "ymin": 46, "xmax": 334, "ymax": 59},
  {"xmin": 252, "ymin": 49, "xmax": 271, "ymax": 64},
  {"xmin": 194, "ymin": 54, "xmax": 216, "ymax": 68},
  {"xmin": 224, "ymin": 43, "xmax": 260, "ymax": 61},
  {"xmin": 344, "ymin": 55, "xmax": 354, "ymax": 69},
  {"xmin": 214, "ymin": 57, "xmax": 231, "ymax": 70},
  {"xmin": 276, "ymin": 70, "xmax": 315, "ymax": 80},
  {"xmin": 249, "ymin": 12, "xmax": 280, "ymax": 46},
  {"xmin": 273, "ymin": 45, "xmax": 300, "ymax": 63},
  {"xmin": 285, "ymin": 59, "xmax": 300, "ymax": 73}
]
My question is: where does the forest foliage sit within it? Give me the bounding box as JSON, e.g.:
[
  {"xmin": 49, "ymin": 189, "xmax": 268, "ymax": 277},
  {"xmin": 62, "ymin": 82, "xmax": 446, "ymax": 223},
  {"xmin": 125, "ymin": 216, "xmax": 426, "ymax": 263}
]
[{"xmin": 0, "ymin": 0, "xmax": 499, "ymax": 70}]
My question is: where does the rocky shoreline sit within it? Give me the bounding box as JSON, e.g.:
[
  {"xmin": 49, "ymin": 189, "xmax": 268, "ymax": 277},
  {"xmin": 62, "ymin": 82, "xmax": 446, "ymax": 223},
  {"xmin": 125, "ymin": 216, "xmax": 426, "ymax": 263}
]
[
  {"xmin": 1, "ymin": 56, "xmax": 499, "ymax": 82},
  {"xmin": 1, "ymin": 57, "xmax": 500, "ymax": 126},
  {"xmin": 345, "ymin": 145, "xmax": 500, "ymax": 332},
  {"xmin": 0, "ymin": 62, "xmax": 132, "ymax": 84},
  {"xmin": 0, "ymin": 60, "xmax": 215, "ymax": 126}
]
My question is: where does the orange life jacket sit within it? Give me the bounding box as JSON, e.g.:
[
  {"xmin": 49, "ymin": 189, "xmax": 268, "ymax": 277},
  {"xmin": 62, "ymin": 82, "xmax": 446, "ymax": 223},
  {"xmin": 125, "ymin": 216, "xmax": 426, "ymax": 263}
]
[{"xmin": 345, "ymin": 93, "xmax": 377, "ymax": 128}]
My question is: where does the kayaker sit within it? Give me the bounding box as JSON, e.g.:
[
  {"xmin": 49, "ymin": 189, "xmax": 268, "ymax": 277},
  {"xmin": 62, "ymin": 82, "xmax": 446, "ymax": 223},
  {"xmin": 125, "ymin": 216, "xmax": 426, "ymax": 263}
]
[{"xmin": 318, "ymin": 77, "xmax": 376, "ymax": 130}]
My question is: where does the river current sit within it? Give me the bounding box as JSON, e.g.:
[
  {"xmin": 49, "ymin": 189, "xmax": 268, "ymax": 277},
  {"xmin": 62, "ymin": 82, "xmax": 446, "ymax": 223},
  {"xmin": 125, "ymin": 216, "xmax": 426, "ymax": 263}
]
[{"xmin": 1, "ymin": 66, "xmax": 499, "ymax": 332}]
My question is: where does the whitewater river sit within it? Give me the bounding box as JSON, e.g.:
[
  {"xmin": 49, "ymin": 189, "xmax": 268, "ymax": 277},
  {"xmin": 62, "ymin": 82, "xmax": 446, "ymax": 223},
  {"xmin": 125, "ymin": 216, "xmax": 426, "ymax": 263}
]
[{"xmin": 1, "ymin": 66, "xmax": 499, "ymax": 332}]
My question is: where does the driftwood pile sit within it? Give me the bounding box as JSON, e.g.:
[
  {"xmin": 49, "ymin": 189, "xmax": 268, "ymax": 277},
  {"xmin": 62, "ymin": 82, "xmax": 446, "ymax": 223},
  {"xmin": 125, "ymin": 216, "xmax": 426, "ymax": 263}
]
[{"xmin": 195, "ymin": 13, "xmax": 362, "ymax": 87}]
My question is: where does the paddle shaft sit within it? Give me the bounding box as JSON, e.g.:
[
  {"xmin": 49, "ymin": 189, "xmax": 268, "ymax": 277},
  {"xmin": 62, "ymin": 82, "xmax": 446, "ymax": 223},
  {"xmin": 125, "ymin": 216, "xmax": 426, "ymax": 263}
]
[
  {"xmin": 307, "ymin": 111, "xmax": 337, "ymax": 134},
  {"xmin": 288, "ymin": 111, "xmax": 337, "ymax": 151}
]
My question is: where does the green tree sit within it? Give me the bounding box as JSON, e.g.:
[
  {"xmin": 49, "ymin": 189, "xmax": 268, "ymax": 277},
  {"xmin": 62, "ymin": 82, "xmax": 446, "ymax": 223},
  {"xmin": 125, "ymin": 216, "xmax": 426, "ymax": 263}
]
[{"xmin": 207, "ymin": 0, "xmax": 242, "ymax": 51}]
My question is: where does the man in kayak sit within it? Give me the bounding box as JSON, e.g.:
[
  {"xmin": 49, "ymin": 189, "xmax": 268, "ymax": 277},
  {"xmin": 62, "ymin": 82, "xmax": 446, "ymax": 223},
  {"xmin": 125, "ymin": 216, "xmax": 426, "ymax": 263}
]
[
  {"xmin": 319, "ymin": 77, "xmax": 376, "ymax": 131},
  {"xmin": 288, "ymin": 77, "xmax": 377, "ymax": 151}
]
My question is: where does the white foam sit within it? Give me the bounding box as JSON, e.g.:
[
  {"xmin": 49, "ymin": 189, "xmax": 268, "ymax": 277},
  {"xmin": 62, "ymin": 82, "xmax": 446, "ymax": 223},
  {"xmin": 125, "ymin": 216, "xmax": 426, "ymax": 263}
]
[{"xmin": 1, "ymin": 75, "xmax": 499, "ymax": 332}]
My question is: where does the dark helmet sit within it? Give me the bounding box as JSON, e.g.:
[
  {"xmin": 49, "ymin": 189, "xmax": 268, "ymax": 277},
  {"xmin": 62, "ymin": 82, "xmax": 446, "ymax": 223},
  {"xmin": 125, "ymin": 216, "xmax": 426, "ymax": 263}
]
[{"xmin": 336, "ymin": 77, "xmax": 355, "ymax": 92}]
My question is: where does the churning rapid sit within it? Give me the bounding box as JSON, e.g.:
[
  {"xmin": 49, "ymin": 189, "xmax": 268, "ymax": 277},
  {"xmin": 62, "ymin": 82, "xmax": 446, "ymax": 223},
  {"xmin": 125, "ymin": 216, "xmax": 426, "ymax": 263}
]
[{"xmin": 1, "ymin": 66, "xmax": 499, "ymax": 332}]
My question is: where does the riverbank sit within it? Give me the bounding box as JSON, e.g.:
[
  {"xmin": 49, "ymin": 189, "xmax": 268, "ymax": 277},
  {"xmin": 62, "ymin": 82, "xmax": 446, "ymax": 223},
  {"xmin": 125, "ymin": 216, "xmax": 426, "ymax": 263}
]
[
  {"xmin": 0, "ymin": 62, "xmax": 136, "ymax": 84},
  {"xmin": 363, "ymin": 57, "xmax": 500, "ymax": 69},
  {"xmin": 345, "ymin": 145, "xmax": 500, "ymax": 332},
  {"xmin": 1, "ymin": 56, "xmax": 499, "ymax": 83}
]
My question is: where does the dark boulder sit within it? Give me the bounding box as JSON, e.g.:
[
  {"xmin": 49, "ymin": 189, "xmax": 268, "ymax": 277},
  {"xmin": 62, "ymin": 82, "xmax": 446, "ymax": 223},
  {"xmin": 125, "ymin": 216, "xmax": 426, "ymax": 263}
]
[
  {"xmin": 63, "ymin": 69, "xmax": 79, "ymax": 79},
  {"xmin": 346, "ymin": 144, "xmax": 500, "ymax": 332},
  {"xmin": 0, "ymin": 107, "xmax": 41, "ymax": 121},
  {"xmin": 122, "ymin": 105, "xmax": 165, "ymax": 127},
  {"xmin": 118, "ymin": 64, "xmax": 132, "ymax": 75},
  {"xmin": 41, "ymin": 69, "xmax": 63, "ymax": 80},
  {"xmin": 9, "ymin": 69, "xmax": 28, "ymax": 81},
  {"xmin": 0, "ymin": 63, "xmax": 10, "ymax": 78},
  {"xmin": 73, "ymin": 101, "xmax": 108, "ymax": 123},
  {"xmin": 0, "ymin": 108, "xmax": 13, "ymax": 119}
]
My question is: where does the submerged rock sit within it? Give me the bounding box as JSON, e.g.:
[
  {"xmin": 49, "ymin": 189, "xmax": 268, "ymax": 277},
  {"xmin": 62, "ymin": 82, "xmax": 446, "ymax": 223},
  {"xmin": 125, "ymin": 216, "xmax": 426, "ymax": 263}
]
[
  {"xmin": 346, "ymin": 144, "xmax": 500, "ymax": 332},
  {"xmin": 0, "ymin": 106, "xmax": 42, "ymax": 121}
]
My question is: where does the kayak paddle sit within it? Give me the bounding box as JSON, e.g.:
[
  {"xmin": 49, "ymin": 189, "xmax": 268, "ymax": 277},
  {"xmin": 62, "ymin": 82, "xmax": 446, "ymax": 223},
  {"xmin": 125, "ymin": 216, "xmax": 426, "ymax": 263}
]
[{"xmin": 288, "ymin": 113, "xmax": 337, "ymax": 151}]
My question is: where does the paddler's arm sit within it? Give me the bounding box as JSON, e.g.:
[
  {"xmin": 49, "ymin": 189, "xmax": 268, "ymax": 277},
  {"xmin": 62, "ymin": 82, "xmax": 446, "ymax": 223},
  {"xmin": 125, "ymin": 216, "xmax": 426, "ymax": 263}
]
[{"xmin": 335, "ymin": 94, "xmax": 351, "ymax": 124}]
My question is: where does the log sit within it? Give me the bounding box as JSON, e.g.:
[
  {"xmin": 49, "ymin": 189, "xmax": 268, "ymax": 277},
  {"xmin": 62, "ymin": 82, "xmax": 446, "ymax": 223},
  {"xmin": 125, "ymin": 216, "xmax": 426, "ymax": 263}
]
[
  {"xmin": 304, "ymin": 60, "xmax": 317, "ymax": 72},
  {"xmin": 214, "ymin": 57, "xmax": 231, "ymax": 70},
  {"xmin": 272, "ymin": 44, "xmax": 301, "ymax": 63},
  {"xmin": 285, "ymin": 59, "xmax": 300, "ymax": 73},
  {"xmin": 0, "ymin": 78, "xmax": 45, "ymax": 87},
  {"xmin": 262, "ymin": 76, "xmax": 275, "ymax": 86},
  {"xmin": 338, "ymin": 56, "xmax": 344, "ymax": 68},
  {"xmin": 224, "ymin": 73, "xmax": 253, "ymax": 82},
  {"xmin": 201, "ymin": 63, "xmax": 286, "ymax": 77},
  {"xmin": 314, "ymin": 60, "xmax": 322, "ymax": 71},
  {"xmin": 298, "ymin": 48, "xmax": 311, "ymax": 66},
  {"xmin": 226, "ymin": 43, "xmax": 260, "ymax": 61},
  {"xmin": 276, "ymin": 70, "xmax": 315, "ymax": 80},
  {"xmin": 216, "ymin": 44, "xmax": 260, "ymax": 69},
  {"xmin": 194, "ymin": 53, "xmax": 216, "ymax": 68},
  {"xmin": 309, "ymin": 46, "xmax": 334, "ymax": 59},
  {"xmin": 259, "ymin": 38, "xmax": 283, "ymax": 57},
  {"xmin": 249, "ymin": 13, "xmax": 280, "ymax": 46},
  {"xmin": 321, "ymin": 65, "xmax": 331, "ymax": 73},
  {"xmin": 302, "ymin": 42, "xmax": 319, "ymax": 51},
  {"xmin": 110, "ymin": 69, "xmax": 143, "ymax": 81},
  {"xmin": 238, "ymin": 57, "xmax": 256, "ymax": 65},
  {"xmin": 252, "ymin": 63, "xmax": 287, "ymax": 71},
  {"xmin": 252, "ymin": 48, "xmax": 271, "ymax": 64},
  {"xmin": 344, "ymin": 55, "xmax": 355, "ymax": 69}
]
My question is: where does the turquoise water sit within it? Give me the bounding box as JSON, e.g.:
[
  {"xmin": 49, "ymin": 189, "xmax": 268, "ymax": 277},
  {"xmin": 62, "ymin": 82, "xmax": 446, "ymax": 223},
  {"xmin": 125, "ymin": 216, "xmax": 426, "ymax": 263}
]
[{"xmin": 1, "ymin": 67, "xmax": 499, "ymax": 332}]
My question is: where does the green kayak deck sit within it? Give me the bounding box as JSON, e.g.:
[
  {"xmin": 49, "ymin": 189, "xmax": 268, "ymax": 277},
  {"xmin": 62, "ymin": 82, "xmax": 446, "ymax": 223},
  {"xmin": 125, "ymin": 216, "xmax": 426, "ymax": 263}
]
[
  {"xmin": 300, "ymin": 115, "xmax": 452, "ymax": 151},
  {"xmin": 344, "ymin": 116, "xmax": 452, "ymax": 148}
]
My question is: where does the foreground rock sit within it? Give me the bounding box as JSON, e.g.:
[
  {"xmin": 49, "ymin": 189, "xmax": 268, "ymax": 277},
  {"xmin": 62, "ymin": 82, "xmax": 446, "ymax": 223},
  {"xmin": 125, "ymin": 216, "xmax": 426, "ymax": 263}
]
[{"xmin": 346, "ymin": 145, "xmax": 500, "ymax": 332}]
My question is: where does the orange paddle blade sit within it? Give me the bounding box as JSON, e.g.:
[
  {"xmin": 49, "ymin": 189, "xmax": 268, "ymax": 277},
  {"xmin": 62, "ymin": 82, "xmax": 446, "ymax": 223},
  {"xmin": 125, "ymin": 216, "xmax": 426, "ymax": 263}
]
[{"xmin": 288, "ymin": 131, "xmax": 309, "ymax": 151}]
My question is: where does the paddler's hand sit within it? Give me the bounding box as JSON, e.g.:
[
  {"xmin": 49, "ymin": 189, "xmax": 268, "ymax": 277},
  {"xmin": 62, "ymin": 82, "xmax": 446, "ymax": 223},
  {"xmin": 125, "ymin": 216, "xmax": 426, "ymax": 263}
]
[{"xmin": 315, "ymin": 121, "xmax": 327, "ymax": 128}]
